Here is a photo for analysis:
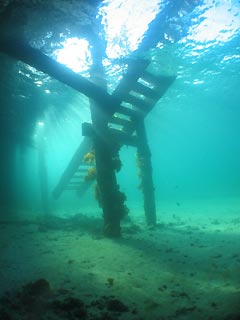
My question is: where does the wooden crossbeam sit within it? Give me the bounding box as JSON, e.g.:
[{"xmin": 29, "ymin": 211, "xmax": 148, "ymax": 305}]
[{"xmin": 0, "ymin": 36, "xmax": 119, "ymax": 113}]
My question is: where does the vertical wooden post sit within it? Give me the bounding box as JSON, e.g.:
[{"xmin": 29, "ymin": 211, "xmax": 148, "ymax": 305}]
[
  {"xmin": 135, "ymin": 118, "xmax": 156, "ymax": 226},
  {"xmin": 0, "ymin": 139, "xmax": 16, "ymax": 212},
  {"xmin": 94, "ymin": 133, "xmax": 122, "ymax": 237},
  {"xmin": 89, "ymin": 65, "xmax": 126, "ymax": 237},
  {"xmin": 38, "ymin": 123, "xmax": 49, "ymax": 216},
  {"xmin": 88, "ymin": 57, "xmax": 126, "ymax": 237}
]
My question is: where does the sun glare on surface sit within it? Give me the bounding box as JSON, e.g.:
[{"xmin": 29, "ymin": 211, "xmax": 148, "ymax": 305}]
[
  {"xmin": 55, "ymin": 38, "xmax": 92, "ymax": 74},
  {"xmin": 54, "ymin": 1, "xmax": 162, "ymax": 71},
  {"xmin": 187, "ymin": 0, "xmax": 240, "ymax": 45},
  {"xmin": 98, "ymin": 0, "xmax": 161, "ymax": 59}
]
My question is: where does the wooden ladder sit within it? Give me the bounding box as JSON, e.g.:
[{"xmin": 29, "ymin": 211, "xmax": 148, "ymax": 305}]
[
  {"xmin": 52, "ymin": 137, "xmax": 94, "ymax": 199},
  {"xmin": 52, "ymin": 60, "xmax": 175, "ymax": 199}
]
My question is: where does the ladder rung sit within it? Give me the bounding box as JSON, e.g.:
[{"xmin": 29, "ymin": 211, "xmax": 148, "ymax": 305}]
[
  {"xmin": 76, "ymin": 166, "xmax": 92, "ymax": 172},
  {"xmin": 65, "ymin": 186, "xmax": 82, "ymax": 190},
  {"xmin": 140, "ymin": 71, "xmax": 162, "ymax": 87},
  {"xmin": 69, "ymin": 181, "xmax": 84, "ymax": 185},
  {"xmin": 124, "ymin": 94, "xmax": 151, "ymax": 110},
  {"xmin": 132, "ymin": 81, "xmax": 159, "ymax": 100},
  {"xmin": 110, "ymin": 116, "xmax": 132, "ymax": 127},
  {"xmin": 71, "ymin": 176, "xmax": 85, "ymax": 180},
  {"xmin": 117, "ymin": 105, "xmax": 142, "ymax": 117},
  {"xmin": 141, "ymin": 72, "xmax": 176, "ymax": 90}
]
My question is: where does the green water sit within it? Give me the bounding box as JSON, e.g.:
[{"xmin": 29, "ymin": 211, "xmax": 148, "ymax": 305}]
[
  {"xmin": 0, "ymin": 3, "xmax": 240, "ymax": 319},
  {"xmin": 0, "ymin": 0, "xmax": 240, "ymax": 219}
]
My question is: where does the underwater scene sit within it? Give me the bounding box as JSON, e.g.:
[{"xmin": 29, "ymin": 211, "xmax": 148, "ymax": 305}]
[{"xmin": 0, "ymin": 0, "xmax": 240, "ymax": 319}]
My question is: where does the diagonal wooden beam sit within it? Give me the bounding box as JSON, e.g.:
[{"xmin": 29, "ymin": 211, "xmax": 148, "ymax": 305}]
[{"xmin": 0, "ymin": 36, "xmax": 119, "ymax": 113}]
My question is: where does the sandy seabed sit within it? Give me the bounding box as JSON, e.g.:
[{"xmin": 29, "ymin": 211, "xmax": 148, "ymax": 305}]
[{"xmin": 0, "ymin": 200, "xmax": 240, "ymax": 320}]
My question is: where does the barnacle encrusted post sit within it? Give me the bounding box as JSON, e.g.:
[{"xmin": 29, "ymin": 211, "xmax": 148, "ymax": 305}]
[
  {"xmin": 88, "ymin": 33, "xmax": 127, "ymax": 237},
  {"xmin": 91, "ymin": 127, "xmax": 124, "ymax": 237}
]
